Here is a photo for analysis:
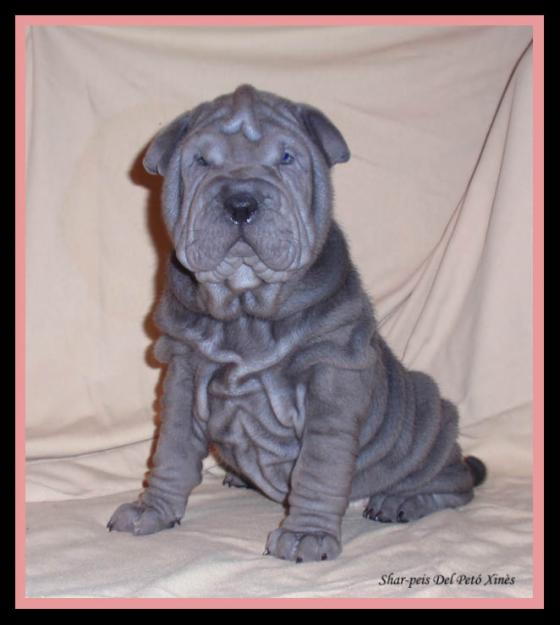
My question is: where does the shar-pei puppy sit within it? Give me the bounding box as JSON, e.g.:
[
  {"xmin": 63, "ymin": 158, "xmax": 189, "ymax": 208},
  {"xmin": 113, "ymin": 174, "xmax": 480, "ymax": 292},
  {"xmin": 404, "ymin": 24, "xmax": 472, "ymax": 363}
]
[{"xmin": 108, "ymin": 85, "xmax": 487, "ymax": 563}]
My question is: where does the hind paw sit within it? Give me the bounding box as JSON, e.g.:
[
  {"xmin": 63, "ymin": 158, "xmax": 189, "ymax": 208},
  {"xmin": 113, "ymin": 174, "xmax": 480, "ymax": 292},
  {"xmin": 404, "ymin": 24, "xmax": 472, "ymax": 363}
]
[
  {"xmin": 363, "ymin": 494, "xmax": 411, "ymax": 523},
  {"xmin": 363, "ymin": 491, "xmax": 473, "ymax": 523},
  {"xmin": 222, "ymin": 471, "xmax": 255, "ymax": 489}
]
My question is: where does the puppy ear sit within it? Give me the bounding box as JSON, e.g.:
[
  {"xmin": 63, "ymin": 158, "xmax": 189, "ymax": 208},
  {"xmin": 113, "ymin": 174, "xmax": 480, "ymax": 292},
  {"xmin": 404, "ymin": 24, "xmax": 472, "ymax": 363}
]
[
  {"xmin": 143, "ymin": 111, "xmax": 192, "ymax": 176},
  {"xmin": 297, "ymin": 105, "xmax": 350, "ymax": 166}
]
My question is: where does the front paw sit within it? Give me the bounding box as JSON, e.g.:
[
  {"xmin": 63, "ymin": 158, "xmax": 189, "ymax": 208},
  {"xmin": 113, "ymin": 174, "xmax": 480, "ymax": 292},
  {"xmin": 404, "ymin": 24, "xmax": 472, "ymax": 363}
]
[
  {"xmin": 265, "ymin": 527, "xmax": 341, "ymax": 563},
  {"xmin": 107, "ymin": 501, "xmax": 181, "ymax": 536}
]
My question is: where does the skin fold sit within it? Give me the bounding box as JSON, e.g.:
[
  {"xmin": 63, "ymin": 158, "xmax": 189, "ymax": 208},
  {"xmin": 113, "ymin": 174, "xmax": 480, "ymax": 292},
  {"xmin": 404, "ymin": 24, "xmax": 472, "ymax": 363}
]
[{"xmin": 108, "ymin": 85, "xmax": 487, "ymax": 563}]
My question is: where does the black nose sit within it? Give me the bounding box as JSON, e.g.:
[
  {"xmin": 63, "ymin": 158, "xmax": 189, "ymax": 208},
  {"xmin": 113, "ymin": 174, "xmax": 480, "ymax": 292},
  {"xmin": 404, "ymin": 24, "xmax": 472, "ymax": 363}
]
[{"xmin": 223, "ymin": 192, "xmax": 258, "ymax": 224}]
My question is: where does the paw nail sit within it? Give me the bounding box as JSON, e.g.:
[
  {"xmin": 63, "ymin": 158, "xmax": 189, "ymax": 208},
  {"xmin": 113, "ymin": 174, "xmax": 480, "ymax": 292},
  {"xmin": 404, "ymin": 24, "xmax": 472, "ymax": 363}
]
[{"xmin": 263, "ymin": 548, "xmax": 270, "ymax": 556}]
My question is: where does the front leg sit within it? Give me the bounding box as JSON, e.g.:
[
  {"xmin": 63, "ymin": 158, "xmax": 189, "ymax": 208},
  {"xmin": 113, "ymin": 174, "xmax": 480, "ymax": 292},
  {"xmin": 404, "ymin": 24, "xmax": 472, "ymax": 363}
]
[
  {"xmin": 266, "ymin": 366, "xmax": 371, "ymax": 562},
  {"xmin": 108, "ymin": 354, "xmax": 208, "ymax": 535}
]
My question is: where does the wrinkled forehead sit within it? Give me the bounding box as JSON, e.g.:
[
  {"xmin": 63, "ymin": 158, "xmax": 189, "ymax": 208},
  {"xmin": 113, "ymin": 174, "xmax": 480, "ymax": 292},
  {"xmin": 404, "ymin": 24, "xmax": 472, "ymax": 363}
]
[
  {"xmin": 187, "ymin": 121, "xmax": 305, "ymax": 161},
  {"xmin": 186, "ymin": 86, "xmax": 305, "ymax": 154},
  {"xmin": 217, "ymin": 84, "xmax": 267, "ymax": 141}
]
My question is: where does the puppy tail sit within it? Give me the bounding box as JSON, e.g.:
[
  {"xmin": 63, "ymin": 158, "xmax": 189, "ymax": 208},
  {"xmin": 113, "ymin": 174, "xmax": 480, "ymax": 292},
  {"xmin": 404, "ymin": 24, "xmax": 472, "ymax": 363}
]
[{"xmin": 464, "ymin": 455, "xmax": 487, "ymax": 487}]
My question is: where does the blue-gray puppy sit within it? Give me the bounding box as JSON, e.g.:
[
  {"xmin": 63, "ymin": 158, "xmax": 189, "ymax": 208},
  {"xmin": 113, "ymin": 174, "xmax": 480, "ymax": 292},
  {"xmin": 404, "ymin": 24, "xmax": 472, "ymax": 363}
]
[{"xmin": 108, "ymin": 85, "xmax": 487, "ymax": 563}]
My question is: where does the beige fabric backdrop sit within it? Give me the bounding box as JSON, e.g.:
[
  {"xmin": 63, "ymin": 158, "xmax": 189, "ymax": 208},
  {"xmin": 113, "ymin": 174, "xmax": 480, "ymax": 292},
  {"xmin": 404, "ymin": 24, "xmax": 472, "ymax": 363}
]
[{"xmin": 25, "ymin": 25, "xmax": 534, "ymax": 599}]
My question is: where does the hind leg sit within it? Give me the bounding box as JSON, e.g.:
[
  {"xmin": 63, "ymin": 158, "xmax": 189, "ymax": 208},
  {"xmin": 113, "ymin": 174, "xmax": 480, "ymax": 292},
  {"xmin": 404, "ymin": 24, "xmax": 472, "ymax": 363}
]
[{"xmin": 363, "ymin": 457, "xmax": 475, "ymax": 523}]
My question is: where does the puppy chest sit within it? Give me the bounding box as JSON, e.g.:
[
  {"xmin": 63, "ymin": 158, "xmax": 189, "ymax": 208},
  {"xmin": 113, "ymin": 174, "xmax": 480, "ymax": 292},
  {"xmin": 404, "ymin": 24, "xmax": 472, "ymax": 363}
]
[{"xmin": 195, "ymin": 364, "xmax": 305, "ymax": 500}]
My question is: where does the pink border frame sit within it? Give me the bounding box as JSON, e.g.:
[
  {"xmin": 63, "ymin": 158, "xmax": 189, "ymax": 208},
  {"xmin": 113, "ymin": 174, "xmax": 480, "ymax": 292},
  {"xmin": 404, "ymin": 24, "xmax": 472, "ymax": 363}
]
[{"xmin": 15, "ymin": 14, "xmax": 544, "ymax": 609}]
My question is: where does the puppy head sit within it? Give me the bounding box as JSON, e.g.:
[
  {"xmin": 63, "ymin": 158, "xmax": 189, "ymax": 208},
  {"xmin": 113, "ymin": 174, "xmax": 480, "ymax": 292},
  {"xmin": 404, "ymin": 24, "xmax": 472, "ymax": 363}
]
[{"xmin": 144, "ymin": 85, "xmax": 350, "ymax": 292}]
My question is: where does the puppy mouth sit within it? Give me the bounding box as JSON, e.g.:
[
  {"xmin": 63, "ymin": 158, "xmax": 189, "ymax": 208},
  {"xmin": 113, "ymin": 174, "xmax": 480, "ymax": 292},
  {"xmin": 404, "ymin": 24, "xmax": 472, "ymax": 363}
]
[
  {"xmin": 193, "ymin": 238, "xmax": 294, "ymax": 288},
  {"xmin": 227, "ymin": 239, "xmax": 256, "ymax": 258}
]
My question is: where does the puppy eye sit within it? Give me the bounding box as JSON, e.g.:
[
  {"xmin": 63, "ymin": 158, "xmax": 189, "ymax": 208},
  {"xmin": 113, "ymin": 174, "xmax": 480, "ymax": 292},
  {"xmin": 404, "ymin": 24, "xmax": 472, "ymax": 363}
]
[
  {"xmin": 280, "ymin": 150, "xmax": 295, "ymax": 165},
  {"xmin": 195, "ymin": 155, "xmax": 209, "ymax": 167}
]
